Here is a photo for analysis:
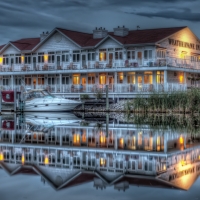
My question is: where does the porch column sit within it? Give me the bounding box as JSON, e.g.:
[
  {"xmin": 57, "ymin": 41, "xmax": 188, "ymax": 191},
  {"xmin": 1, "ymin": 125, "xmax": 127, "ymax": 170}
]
[
  {"xmin": 164, "ymin": 70, "xmax": 168, "ymax": 91},
  {"xmin": 59, "ymin": 74, "xmax": 62, "ymax": 93},
  {"xmin": 11, "ymin": 75, "xmax": 14, "ymax": 90}
]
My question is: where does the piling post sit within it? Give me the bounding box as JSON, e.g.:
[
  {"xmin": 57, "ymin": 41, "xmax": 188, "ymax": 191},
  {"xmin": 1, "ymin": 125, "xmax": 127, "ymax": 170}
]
[{"xmin": 106, "ymin": 85, "xmax": 109, "ymax": 111}]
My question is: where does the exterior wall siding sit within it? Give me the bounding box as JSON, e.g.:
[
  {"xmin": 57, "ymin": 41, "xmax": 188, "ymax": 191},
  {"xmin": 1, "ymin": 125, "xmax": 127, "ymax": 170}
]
[
  {"xmin": 35, "ymin": 32, "xmax": 80, "ymax": 53},
  {"xmin": 1, "ymin": 45, "xmax": 20, "ymax": 55}
]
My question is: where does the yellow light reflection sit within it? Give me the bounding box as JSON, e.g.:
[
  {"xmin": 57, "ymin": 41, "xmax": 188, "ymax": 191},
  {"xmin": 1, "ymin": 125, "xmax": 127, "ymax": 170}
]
[
  {"xmin": 0, "ymin": 152, "xmax": 4, "ymax": 161},
  {"xmin": 100, "ymin": 158, "xmax": 106, "ymax": 166},
  {"xmin": 44, "ymin": 155, "xmax": 49, "ymax": 165},
  {"xmin": 21, "ymin": 154, "xmax": 25, "ymax": 165}
]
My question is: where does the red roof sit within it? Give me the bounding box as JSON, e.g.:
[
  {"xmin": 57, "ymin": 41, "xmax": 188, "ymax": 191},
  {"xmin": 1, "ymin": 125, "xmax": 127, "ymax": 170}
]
[
  {"xmin": 0, "ymin": 26, "xmax": 187, "ymax": 52},
  {"xmin": 58, "ymin": 26, "xmax": 186, "ymax": 47},
  {"xmin": 0, "ymin": 44, "xmax": 5, "ymax": 50},
  {"xmin": 10, "ymin": 38, "xmax": 40, "ymax": 51}
]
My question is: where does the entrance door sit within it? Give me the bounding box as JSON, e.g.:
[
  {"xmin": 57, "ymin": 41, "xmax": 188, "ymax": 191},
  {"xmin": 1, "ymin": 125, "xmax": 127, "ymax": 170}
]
[
  {"xmin": 137, "ymin": 52, "xmax": 142, "ymax": 65},
  {"xmin": 82, "ymin": 55, "xmax": 86, "ymax": 68},
  {"xmin": 108, "ymin": 53, "xmax": 113, "ymax": 66},
  {"xmin": 138, "ymin": 76, "xmax": 143, "ymax": 89}
]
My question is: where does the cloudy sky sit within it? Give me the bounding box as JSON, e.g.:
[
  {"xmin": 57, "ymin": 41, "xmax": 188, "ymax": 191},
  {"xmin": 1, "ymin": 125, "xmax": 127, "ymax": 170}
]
[{"xmin": 0, "ymin": 0, "xmax": 200, "ymax": 45}]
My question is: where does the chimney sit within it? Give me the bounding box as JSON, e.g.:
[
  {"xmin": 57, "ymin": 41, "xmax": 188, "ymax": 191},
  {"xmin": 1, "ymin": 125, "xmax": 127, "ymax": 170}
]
[
  {"xmin": 40, "ymin": 31, "xmax": 49, "ymax": 41},
  {"xmin": 113, "ymin": 26, "xmax": 129, "ymax": 37},
  {"xmin": 93, "ymin": 27, "xmax": 108, "ymax": 39}
]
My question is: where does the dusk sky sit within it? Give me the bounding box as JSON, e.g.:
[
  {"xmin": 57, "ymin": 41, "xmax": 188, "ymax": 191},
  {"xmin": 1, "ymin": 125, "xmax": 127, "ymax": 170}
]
[{"xmin": 1, "ymin": 0, "xmax": 200, "ymax": 45}]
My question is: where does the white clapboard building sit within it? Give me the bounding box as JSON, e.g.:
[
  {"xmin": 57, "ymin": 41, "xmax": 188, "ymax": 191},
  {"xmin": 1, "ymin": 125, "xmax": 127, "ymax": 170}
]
[{"xmin": 0, "ymin": 26, "xmax": 200, "ymax": 98}]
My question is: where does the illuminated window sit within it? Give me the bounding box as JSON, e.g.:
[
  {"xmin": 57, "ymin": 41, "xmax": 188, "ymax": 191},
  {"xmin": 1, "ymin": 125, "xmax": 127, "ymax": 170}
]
[
  {"xmin": 156, "ymin": 71, "xmax": 164, "ymax": 84},
  {"xmin": 100, "ymin": 158, "xmax": 106, "ymax": 166},
  {"xmin": 99, "ymin": 75, "xmax": 106, "ymax": 84},
  {"xmin": 119, "ymin": 138, "xmax": 124, "ymax": 148},
  {"xmin": 99, "ymin": 52, "xmax": 106, "ymax": 61},
  {"xmin": 144, "ymin": 71, "xmax": 153, "ymax": 84},
  {"xmin": 73, "ymin": 75, "xmax": 80, "ymax": 85},
  {"xmin": 128, "ymin": 136, "xmax": 136, "ymax": 150},
  {"xmin": 138, "ymin": 132, "xmax": 142, "ymax": 146},
  {"xmin": 157, "ymin": 136, "xmax": 161, "ymax": 151},
  {"xmin": 127, "ymin": 72, "xmax": 136, "ymax": 84},
  {"xmin": 81, "ymin": 130, "xmax": 87, "ymax": 143},
  {"xmin": 73, "ymin": 134, "xmax": 80, "ymax": 145},
  {"xmin": 117, "ymin": 72, "xmax": 123, "ymax": 84},
  {"xmin": 100, "ymin": 133, "xmax": 106, "ymax": 145}
]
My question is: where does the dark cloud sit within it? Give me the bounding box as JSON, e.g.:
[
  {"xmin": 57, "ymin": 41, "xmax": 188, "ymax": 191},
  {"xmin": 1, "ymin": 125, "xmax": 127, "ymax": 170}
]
[
  {"xmin": 0, "ymin": 0, "xmax": 200, "ymax": 44},
  {"xmin": 127, "ymin": 9, "xmax": 200, "ymax": 22}
]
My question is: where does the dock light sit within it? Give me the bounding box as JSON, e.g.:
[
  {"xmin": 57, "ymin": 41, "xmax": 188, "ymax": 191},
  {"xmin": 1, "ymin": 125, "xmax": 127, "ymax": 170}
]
[
  {"xmin": 21, "ymin": 153, "xmax": 25, "ymax": 165},
  {"xmin": 44, "ymin": 155, "xmax": 49, "ymax": 165},
  {"xmin": 0, "ymin": 152, "xmax": 4, "ymax": 161}
]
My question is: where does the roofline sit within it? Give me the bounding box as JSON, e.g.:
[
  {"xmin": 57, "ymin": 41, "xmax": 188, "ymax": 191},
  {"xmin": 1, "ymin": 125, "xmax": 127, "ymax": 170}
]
[
  {"xmin": 32, "ymin": 28, "xmax": 81, "ymax": 52},
  {"xmin": 0, "ymin": 42, "xmax": 21, "ymax": 54}
]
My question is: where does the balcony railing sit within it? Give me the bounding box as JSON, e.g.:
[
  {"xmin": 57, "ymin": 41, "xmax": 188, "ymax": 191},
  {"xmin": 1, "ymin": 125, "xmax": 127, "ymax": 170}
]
[
  {"xmin": 1, "ymin": 57, "xmax": 200, "ymax": 73},
  {"xmin": 2, "ymin": 83, "xmax": 186, "ymax": 93}
]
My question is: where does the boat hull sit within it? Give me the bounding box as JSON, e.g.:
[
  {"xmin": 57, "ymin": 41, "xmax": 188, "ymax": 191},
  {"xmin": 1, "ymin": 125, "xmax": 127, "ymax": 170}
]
[{"xmin": 24, "ymin": 103, "xmax": 80, "ymax": 111}]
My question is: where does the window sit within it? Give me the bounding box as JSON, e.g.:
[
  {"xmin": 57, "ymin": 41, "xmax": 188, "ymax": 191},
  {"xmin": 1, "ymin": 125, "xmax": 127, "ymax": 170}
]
[
  {"xmin": 15, "ymin": 56, "xmax": 21, "ymax": 64},
  {"xmin": 25, "ymin": 77, "xmax": 31, "ymax": 85},
  {"xmin": 115, "ymin": 51, "xmax": 123, "ymax": 60},
  {"xmin": 73, "ymin": 75, "xmax": 80, "ymax": 84},
  {"xmin": 157, "ymin": 50, "xmax": 166, "ymax": 58},
  {"xmin": 25, "ymin": 56, "xmax": 31, "ymax": 64},
  {"xmin": 38, "ymin": 55, "xmax": 44, "ymax": 63},
  {"xmin": 62, "ymin": 76, "xmax": 69, "ymax": 84},
  {"xmin": 73, "ymin": 54, "xmax": 80, "ymax": 62},
  {"xmin": 88, "ymin": 74, "xmax": 95, "ymax": 84},
  {"xmin": 38, "ymin": 75, "xmax": 44, "ymax": 85},
  {"xmin": 48, "ymin": 55, "xmax": 55, "ymax": 63},
  {"xmin": 62, "ymin": 54, "xmax": 69, "ymax": 62},
  {"xmin": 99, "ymin": 73, "xmax": 106, "ymax": 84},
  {"xmin": 127, "ymin": 72, "xmax": 135, "ymax": 84},
  {"xmin": 3, "ymin": 57, "xmax": 9, "ymax": 65},
  {"xmin": 117, "ymin": 72, "xmax": 123, "ymax": 84},
  {"xmin": 144, "ymin": 71, "xmax": 153, "ymax": 84},
  {"xmin": 88, "ymin": 53, "xmax": 95, "ymax": 61},
  {"xmin": 99, "ymin": 52, "xmax": 106, "ymax": 61},
  {"xmin": 127, "ymin": 50, "xmax": 135, "ymax": 60},
  {"xmin": 3, "ymin": 78, "xmax": 9, "ymax": 85},
  {"xmin": 156, "ymin": 71, "xmax": 164, "ymax": 84},
  {"xmin": 144, "ymin": 50, "xmax": 152, "ymax": 59}
]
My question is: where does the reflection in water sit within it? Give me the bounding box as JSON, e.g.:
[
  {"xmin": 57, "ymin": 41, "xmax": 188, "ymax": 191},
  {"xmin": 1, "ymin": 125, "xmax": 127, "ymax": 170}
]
[{"xmin": 0, "ymin": 113, "xmax": 200, "ymax": 191}]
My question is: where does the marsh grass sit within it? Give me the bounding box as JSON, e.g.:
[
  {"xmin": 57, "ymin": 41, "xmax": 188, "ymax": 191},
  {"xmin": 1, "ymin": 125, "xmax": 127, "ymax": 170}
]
[{"xmin": 125, "ymin": 88, "xmax": 200, "ymax": 114}]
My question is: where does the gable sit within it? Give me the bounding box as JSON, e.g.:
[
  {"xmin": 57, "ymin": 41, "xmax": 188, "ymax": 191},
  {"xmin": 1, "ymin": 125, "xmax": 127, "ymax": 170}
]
[
  {"xmin": 159, "ymin": 27, "xmax": 200, "ymax": 58},
  {"xmin": 35, "ymin": 31, "xmax": 80, "ymax": 53},
  {"xmin": 1, "ymin": 44, "xmax": 20, "ymax": 55},
  {"xmin": 97, "ymin": 37, "xmax": 122, "ymax": 49}
]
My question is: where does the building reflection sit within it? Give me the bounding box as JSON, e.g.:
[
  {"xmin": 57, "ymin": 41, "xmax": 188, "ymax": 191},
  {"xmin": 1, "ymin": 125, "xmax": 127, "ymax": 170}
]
[{"xmin": 0, "ymin": 113, "xmax": 200, "ymax": 191}]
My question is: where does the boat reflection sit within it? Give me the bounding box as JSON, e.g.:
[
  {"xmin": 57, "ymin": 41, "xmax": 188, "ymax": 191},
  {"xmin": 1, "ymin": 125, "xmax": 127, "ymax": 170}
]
[{"xmin": 0, "ymin": 113, "xmax": 200, "ymax": 191}]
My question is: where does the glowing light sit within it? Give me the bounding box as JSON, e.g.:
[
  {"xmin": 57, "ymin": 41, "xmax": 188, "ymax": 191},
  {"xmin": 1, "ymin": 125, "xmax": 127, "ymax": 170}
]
[
  {"xmin": 44, "ymin": 54, "xmax": 48, "ymax": 63},
  {"xmin": 157, "ymin": 136, "xmax": 161, "ymax": 151},
  {"xmin": 100, "ymin": 158, "xmax": 106, "ymax": 166},
  {"xmin": 179, "ymin": 136, "xmax": 184, "ymax": 144},
  {"xmin": 21, "ymin": 56, "xmax": 24, "ymax": 63},
  {"xmin": 0, "ymin": 152, "xmax": 4, "ymax": 161},
  {"xmin": 100, "ymin": 132, "xmax": 106, "ymax": 144},
  {"xmin": 179, "ymin": 75, "xmax": 184, "ymax": 83},
  {"xmin": 199, "ymin": 155, "xmax": 200, "ymax": 160},
  {"xmin": 180, "ymin": 160, "xmax": 186, "ymax": 166},
  {"xmin": 119, "ymin": 138, "xmax": 124, "ymax": 146},
  {"xmin": 163, "ymin": 164, "xmax": 166, "ymax": 170},
  {"xmin": 0, "ymin": 57, "xmax": 3, "ymax": 65},
  {"xmin": 73, "ymin": 134, "xmax": 80, "ymax": 145},
  {"xmin": 21, "ymin": 154, "xmax": 25, "ymax": 165},
  {"xmin": 44, "ymin": 155, "xmax": 49, "ymax": 165}
]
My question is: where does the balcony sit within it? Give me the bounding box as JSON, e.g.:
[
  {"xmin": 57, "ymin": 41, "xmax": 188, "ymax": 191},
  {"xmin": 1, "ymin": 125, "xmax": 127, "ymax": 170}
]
[
  {"xmin": 7, "ymin": 83, "xmax": 187, "ymax": 94},
  {"xmin": 1, "ymin": 57, "xmax": 200, "ymax": 74}
]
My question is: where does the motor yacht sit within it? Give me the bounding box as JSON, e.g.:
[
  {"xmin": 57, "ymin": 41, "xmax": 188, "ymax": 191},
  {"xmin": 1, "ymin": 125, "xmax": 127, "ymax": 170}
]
[{"xmin": 24, "ymin": 89, "xmax": 81, "ymax": 111}]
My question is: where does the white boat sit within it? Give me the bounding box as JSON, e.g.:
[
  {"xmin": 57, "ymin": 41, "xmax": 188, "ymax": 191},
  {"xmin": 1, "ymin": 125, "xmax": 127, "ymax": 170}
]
[{"xmin": 24, "ymin": 89, "xmax": 81, "ymax": 111}]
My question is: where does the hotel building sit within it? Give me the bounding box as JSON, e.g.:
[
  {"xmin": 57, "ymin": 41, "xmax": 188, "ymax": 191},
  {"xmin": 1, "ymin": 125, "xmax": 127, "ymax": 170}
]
[
  {"xmin": 0, "ymin": 26, "xmax": 200, "ymax": 98},
  {"xmin": 0, "ymin": 114, "xmax": 200, "ymax": 190}
]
